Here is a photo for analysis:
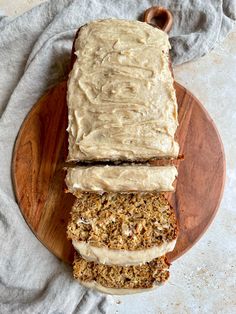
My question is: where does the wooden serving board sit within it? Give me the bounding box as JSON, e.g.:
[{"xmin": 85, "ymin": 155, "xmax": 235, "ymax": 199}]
[{"xmin": 12, "ymin": 81, "xmax": 225, "ymax": 263}]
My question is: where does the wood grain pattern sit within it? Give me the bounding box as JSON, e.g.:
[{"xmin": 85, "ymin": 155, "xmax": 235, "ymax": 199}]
[{"xmin": 12, "ymin": 81, "xmax": 225, "ymax": 263}]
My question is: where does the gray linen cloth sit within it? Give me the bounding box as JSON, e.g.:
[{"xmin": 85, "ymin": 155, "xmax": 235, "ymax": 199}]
[{"xmin": 0, "ymin": 0, "xmax": 235, "ymax": 313}]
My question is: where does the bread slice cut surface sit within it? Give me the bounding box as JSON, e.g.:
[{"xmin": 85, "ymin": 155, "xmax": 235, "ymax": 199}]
[
  {"xmin": 73, "ymin": 254, "xmax": 170, "ymax": 294},
  {"xmin": 67, "ymin": 192, "xmax": 178, "ymax": 265}
]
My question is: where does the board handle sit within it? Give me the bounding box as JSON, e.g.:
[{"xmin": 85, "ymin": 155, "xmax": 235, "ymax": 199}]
[{"xmin": 143, "ymin": 6, "xmax": 173, "ymax": 33}]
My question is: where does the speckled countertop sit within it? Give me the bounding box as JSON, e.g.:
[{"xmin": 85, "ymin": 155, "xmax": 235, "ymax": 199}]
[
  {"xmin": 109, "ymin": 29, "xmax": 236, "ymax": 314},
  {"xmin": 1, "ymin": 2, "xmax": 236, "ymax": 313}
]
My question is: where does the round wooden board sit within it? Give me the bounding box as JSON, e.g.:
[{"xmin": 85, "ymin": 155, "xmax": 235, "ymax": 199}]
[{"xmin": 12, "ymin": 81, "xmax": 225, "ymax": 263}]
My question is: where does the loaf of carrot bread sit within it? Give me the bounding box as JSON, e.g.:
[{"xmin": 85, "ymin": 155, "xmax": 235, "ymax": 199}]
[
  {"xmin": 67, "ymin": 19, "xmax": 179, "ymax": 162},
  {"xmin": 66, "ymin": 18, "xmax": 180, "ymax": 294}
]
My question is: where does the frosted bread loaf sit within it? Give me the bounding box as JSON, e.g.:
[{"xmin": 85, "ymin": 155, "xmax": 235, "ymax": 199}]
[
  {"xmin": 66, "ymin": 18, "xmax": 180, "ymax": 294},
  {"xmin": 67, "ymin": 19, "xmax": 179, "ymax": 162}
]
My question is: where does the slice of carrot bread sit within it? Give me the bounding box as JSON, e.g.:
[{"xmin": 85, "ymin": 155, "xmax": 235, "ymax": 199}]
[
  {"xmin": 73, "ymin": 254, "xmax": 170, "ymax": 295},
  {"xmin": 67, "ymin": 192, "xmax": 178, "ymax": 265},
  {"xmin": 65, "ymin": 165, "xmax": 177, "ymax": 193}
]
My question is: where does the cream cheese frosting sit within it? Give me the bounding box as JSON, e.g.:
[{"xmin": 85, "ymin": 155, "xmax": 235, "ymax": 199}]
[
  {"xmin": 77, "ymin": 279, "xmax": 162, "ymax": 295},
  {"xmin": 66, "ymin": 165, "xmax": 177, "ymax": 193},
  {"xmin": 72, "ymin": 239, "xmax": 176, "ymax": 266},
  {"xmin": 67, "ymin": 19, "xmax": 179, "ymax": 161}
]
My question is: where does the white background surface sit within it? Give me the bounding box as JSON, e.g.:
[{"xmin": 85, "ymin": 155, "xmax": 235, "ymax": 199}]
[
  {"xmin": 0, "ymin": 0, "xmax": 46, "ymax": 16},
  {"xmin": 1, "ymin": 1, "xmax": 235, "ymax": 313}
]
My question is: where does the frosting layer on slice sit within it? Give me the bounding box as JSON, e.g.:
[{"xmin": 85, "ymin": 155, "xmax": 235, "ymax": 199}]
[
  {"xmin": 67, "ymin": 19, "xmax": 179, "ymax": 161},
  {"xmin": 72, "ymin": 239, "xmax": 176, "ymax": 266},
  {"xmin": 65, "ymin": 165, "xmax": 177, "ymax": 193}
]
